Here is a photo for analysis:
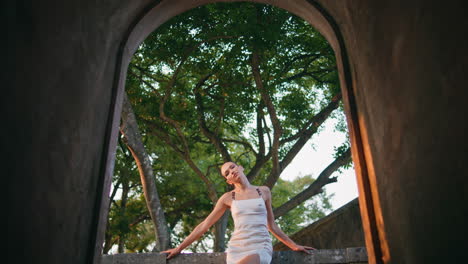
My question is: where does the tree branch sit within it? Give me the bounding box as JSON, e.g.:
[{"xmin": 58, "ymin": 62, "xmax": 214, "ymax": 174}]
[
  {"xmin": 158, "ymin": 36, "xmax": 239, "ymax": 164},
  {"xmin": 144, "ymin": 121, "xmax": 185, "ymax": 156},
  {"xmin": 221, "ymin": 138, "xmax": 257, "ymax": 155},
  {"xmin": 273, "ymin": 148, "xmax": 352, "ymax": 218},
  {"xmin": 246, "ymin": 153, "xmax": 271, "ymax": 181},
  {"xmin": 243, "ymin": 102, "xmax": 269, "ymax": 181},
  {"xmin": 256, "ymin": 102, "xmax": 265, "ymax": 156},
  {"xmin": 120, "ymin": 92, "xmax": 171, "ymax": 250},
  {"xmin": 279, "ymin": 53, "xmax": 321, "ymax": 77},
  {"xmin": 262, "ymin": 114, "xmax": 272, "ymax": 150},
  {"xmin": 131, "ymin": 64, "xmax": 170, "ymax": 84},
  {"xmin": 279, "ymin": 94, "xmax": 342, "ymax": 172},
  {"xmin": 251, "ymin": 52, "xmax": 282, "ymax": 188},
  {"xmin": 129, "ymin": 214, "xmax": 151, "ymax": 228},
  {"xmin": 128, "ymin": 70, "xmax": 162, "ymax": 96},
  {"xmin": 109, "ymin": 178, "xmax": 121, "ymax": 209},
  {"xmin": 193, "ymin": 74, "xmax": 232, "ymax": 162},
  {"xmin": 144, "ymin": 121, "xmax": 219, "ymax": 203},
  {"xmin": 277, "ymin": 67, "xmax": 335, "ymax": 85}
]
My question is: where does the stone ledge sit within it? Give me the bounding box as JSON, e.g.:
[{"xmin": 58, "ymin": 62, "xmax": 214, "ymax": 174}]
[{"xmin": 101, "ymin": 247, "xmax": 367, "ymax": 264}]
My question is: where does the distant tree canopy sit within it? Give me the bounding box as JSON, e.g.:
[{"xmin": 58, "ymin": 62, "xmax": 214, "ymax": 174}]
[{"xmin": 105, "ymin": 2, "xmax": 351, "ymax": 253}]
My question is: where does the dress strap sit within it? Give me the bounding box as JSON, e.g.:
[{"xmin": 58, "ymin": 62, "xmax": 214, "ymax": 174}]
[
  {"xmin": 232, "ymin": 189, "xmax": 261, "ymax": 200},
  {"xmin": 256, "ymin": 187, "xmax": 262, "ymax": 196}
]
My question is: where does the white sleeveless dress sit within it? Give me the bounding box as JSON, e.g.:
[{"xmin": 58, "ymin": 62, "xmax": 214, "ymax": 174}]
[{"xmin": 226, "ymin": 190, "xmax": 272, "ymax": 264}]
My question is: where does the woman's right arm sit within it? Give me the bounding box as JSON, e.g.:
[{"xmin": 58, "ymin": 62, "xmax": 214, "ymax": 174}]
[{"xmin": 162, "ymin": 193, "xmax": 229, "ymax": 259}]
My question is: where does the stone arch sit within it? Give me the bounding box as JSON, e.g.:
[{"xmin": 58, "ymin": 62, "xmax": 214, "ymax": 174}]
[{"xmin": 95, "ymin": 1, "xmax": 387, "ymax": 263}]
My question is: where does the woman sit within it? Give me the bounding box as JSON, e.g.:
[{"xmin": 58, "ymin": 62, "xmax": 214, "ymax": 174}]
[{"xmin": 163, "ymin": 161, "xmax": 316, "ymax": 264}]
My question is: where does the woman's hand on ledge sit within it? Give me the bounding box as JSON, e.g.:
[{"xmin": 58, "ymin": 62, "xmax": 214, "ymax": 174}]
[
  {"xmin": 293, "ymin": 245, "xmax": 317, "ymax": 254},
  {"xmin": 162, "ymin": 247, "xmax": 181, "ymax": 259}
]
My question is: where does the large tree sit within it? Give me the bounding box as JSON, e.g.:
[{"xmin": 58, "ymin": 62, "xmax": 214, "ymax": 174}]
[
  {"xmin": 107, "ymin": 2, "xmax": 352, "ymax": 253},
  {"xmin": 120, "ymin": 93, "xmax": 172, "ymax": 251}
]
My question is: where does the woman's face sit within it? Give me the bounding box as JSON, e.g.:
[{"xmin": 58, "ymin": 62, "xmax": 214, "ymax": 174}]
[{"xmin": 221, "ymin": 162, "xmax": 243, "ymax": 184}]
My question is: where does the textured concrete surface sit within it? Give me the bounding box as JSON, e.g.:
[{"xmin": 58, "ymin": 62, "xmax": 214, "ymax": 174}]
[
  {"xmin": 101, "ymin": 248, "xmax": 367, "ymax": 264},
  {"xmin": 316, "ymin": 1, "xmax": 468, "ymax": 262},
  {"xmin": 274, "ymin": 198, "xmax": 364, "ymax": 250}
]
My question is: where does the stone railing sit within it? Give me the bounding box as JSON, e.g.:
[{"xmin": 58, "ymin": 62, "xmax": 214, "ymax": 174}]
[{"xmin": 101, "ymin": 247, "xmax": 367, "ymax": 263}]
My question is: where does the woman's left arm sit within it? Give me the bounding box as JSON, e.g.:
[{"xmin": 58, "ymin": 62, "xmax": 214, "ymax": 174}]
[{"xmin": 261, "ymin": 186, "xmax": 316, "ymax": 254}]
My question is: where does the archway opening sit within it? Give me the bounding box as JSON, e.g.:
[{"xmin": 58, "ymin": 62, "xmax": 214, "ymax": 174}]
[{"xmin": 94, "ymin": 1, "xmax": 388, "ymax": 263}]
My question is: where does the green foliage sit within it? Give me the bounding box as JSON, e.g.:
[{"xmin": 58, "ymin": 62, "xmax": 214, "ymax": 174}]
[
  {"xmin": 106, "ymin": 2, "xmax": 349, "ymax": 253},
  {"xmin": 272, "ymin": 175, "xmax": 333, "ymax": 239},
  {"xmin": 127, "ymin": 2, "xmax": 339, "ymax": 162}
]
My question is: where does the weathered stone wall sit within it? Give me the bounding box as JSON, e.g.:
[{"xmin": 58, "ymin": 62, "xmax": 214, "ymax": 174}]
[
  {"xmin": 8, "ymin": 1, "xmax": 155, "ymax": 263},
  {"xmin": 101, "ymin": 248, "xmax": 367, "ymax": 264},
  {"xmin": 314, "ymin": 1, "xmax": 468, "ymax": 262},
  {"xmin": 274, "ymin": 199, "xmax": 364, "ymax": 250}
]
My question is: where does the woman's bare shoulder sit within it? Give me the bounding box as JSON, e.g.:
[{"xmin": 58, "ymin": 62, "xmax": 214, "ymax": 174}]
[
  {"xmin": 219, "ymin": 191, "xmax": 234, "ymax": 205},
  {"xmin": 257, "ymin": 186, "xmax": 271, "ymax": 199},
  {"xmin": 220, "ymin": 191, "xmax": 233, "ymax": 198},
  {"xmin": 258, "ymin": 185, "xmax": 271, "ymax": 193}
]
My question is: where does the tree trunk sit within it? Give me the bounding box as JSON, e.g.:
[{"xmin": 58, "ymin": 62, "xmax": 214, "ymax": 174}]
[
  {"xmin": 213, "ymin": 211, "xmax": 230, "ymax": 252},
  {"xmin": 118, "ymin": 237, "xmax": 125, "ymax": 253},
  {"xmin": 117, "ymin": 173, "xmax": 130, "ymax": 253},
  {"xmin": 102, "ymin": 226, "xmax": 114, "ymax": 254},
  {"xmin": 102, "ymin": 179, "xmax": 121, "ymax": 254},
  {"xmin": 120, "ymin": 92, "xmax": 171, "ymax": 251}
]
